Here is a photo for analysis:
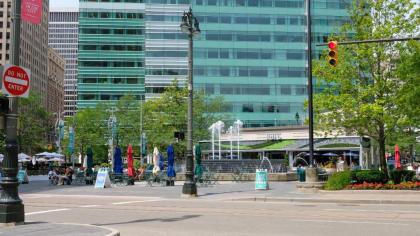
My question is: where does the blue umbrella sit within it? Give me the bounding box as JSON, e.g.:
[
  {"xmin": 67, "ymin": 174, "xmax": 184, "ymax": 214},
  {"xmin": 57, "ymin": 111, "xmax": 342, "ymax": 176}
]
[
  {"xmin": 343, "ymin": 152, "xmax": 359, "ymax": 157},
  {"xmin": 166, "ymin": 144, "xmax": 176, "ymax": 178},
  {"xmin": 113, "ymin": 146, "xmax": 123, "ymax": 174},
  {"xmin": 159, "ymin": 152, "xmax": 164, "ymax": 171}
]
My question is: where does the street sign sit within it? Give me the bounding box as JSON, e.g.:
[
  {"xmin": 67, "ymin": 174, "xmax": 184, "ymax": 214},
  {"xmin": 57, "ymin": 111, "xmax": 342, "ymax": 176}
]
[
  {"xmin": 95, "ymin": 168, "xmax": 111, "ymax": 189},
  {"xmin": 22, "ymin": 0, "xmax": 43, "ymax": 25},
  {"xmin": 1, "ymin": 64, "xmax": 31, "ymax": 98},
  {"xmin": 255, "ymin": 169, "xmax": 269, "ymax": 190}
]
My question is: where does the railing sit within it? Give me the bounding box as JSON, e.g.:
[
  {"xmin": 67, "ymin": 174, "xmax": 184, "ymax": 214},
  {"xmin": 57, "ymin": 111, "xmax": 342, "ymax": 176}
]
[{"xmin": 175, "ymin": 159, "xmax": 288, "ymax": 174}]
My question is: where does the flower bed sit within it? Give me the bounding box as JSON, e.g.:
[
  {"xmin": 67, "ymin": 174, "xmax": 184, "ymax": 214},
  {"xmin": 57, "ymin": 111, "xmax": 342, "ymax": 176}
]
[{"xmin": 346, "ymin": 181, "xmax": 420, "ymax": 190}]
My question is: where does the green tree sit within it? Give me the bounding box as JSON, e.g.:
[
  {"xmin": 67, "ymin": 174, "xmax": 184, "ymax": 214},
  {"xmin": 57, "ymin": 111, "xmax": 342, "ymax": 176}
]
[
  {"xmin": 113, "ymin": 95, "xmax": 142, "ymax": 147},
  {"xmin": 143, "ymin": 81, "xmax": 225, "ymax": 158},
  {"xmin": 68, "ymin": 106, "xmax": 107, "ymax": 162},
  {"xmin": 18, "ymin": 93, "xmax": 51, "ymax": 155},
  {"xmin": 312, "ymin": 0, "xmax": 419, "ymax": 172}
]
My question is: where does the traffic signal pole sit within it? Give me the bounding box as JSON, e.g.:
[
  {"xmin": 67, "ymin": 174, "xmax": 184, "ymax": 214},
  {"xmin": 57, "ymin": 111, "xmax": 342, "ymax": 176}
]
[
  {"xmin": 0, "ymin": 0, "xmax": 24, "ymax": 224},
  {"xmin": 316, "ymin": 36, "xmax": 420, "ymax": 46}
]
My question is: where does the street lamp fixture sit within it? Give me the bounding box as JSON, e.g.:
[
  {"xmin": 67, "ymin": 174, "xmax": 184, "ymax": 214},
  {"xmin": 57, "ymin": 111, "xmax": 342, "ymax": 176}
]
[{"xmin": 180, "ymin": 7, "xmax": 200, "ymax": 197}]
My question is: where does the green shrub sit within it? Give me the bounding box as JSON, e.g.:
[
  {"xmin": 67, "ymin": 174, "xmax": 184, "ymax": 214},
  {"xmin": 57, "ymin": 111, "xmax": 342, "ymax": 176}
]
[
  {"xmin": 324, "ymin": 171, "xmax": 351, "ymax": 190},
  {"xmin": 351, "ymin": 170, "xmax": 387, "ymax": 184},
  {"xmin": 390, "ymin": 170, "xmax": 416, "ymax": 184}
]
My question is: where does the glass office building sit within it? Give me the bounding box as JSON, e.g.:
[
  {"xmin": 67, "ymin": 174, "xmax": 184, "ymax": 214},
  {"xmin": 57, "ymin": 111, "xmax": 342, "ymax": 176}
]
[
  {"xmin": 78, "ymin": 0, "xmax": 146, "ymax": 108},
  {"xmin": 79, "ymin": 0, "xmax": 350, "ymax": 128},
  {"xmin": 192, "ymin": 0, "xmax": 350, "ymax": 127},
  {"xmin": 49, "ymin": 9, "xmax": 79, "ymax": 117}
]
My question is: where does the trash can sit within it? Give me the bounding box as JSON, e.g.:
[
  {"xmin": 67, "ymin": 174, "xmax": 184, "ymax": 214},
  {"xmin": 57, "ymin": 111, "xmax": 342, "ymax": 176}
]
[{"xmin": 297, "ymin": 168, "xmax": 306, "ymax": 182}]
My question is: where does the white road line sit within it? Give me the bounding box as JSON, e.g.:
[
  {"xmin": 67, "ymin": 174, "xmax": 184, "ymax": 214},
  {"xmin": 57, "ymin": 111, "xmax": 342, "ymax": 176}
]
[
  {"xmin": 323, "ymin": 208, "xmax": 420, "ymax": 214},
  {"xmin": 25, "ymin": 208, "xmax": 70, "ymax": 216},
  {"xmin": 292, "ymin": 219, "xmax": 409, "ymax": 226},
  {"xmin": 112, "ymin": 199, "xmax": 162, "ymax": 205},
  {"xmin": 79, "ymin": 205, "xmax": 100, "ymax": 208}
]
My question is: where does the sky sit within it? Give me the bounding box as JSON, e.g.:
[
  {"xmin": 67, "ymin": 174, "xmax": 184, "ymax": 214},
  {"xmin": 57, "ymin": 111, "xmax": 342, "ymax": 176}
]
[{"xmin": 50, "ymin": 0, "xmax": 79, "ymax": 10}]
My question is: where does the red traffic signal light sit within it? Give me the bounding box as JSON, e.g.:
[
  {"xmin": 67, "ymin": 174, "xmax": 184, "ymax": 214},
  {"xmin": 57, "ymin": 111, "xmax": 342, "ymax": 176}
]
[{"xmin": 327, "ymin": 41, "xmax": 338, "ymax": 67}]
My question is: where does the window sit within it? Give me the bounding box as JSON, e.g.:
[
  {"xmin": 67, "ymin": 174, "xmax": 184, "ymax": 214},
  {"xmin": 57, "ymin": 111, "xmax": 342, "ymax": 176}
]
[
  {"xmin": 248, "ymin": 0, "xmax": 259, "ymax": 6},
  {"xmin": 280, "ymin": 86, "xmax": 292, "ymax": 95},
  {"xmin": 242, "ymin": 104, "xmax": 254, "ymax": 112}
]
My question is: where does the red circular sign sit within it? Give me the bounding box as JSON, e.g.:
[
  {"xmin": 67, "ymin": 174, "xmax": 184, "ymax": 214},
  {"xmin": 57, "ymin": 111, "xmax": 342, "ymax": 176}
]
[{"xmin": 3, "ymin": 66, "xmax": 29, "ymax": 96}]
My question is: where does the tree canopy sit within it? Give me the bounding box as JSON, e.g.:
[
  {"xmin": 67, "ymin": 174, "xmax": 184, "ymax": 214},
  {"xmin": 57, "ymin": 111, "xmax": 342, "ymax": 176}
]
[{"xmin": 312, "ymin": 0, "xmax": 419, "ymax": 171}]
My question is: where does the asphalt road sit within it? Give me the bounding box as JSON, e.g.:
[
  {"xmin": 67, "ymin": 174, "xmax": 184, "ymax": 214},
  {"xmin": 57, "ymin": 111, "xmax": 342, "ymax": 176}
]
[{"xmin": 18, "ymin": 179, "xmax": 420, "ymax": 236}]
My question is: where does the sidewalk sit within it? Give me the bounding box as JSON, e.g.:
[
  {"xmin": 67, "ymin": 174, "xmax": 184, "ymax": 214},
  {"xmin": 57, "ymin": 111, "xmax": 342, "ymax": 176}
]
[
  {"xmin": 0, "ymin": 222, "xmax": 119, "ymax": 236},
  {"xmin": 232, "ymin": 189, "xmax": 420, "ymax": 205}
]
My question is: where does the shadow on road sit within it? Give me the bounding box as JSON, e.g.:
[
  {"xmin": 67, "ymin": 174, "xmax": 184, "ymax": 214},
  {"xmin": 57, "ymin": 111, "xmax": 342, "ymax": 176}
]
[{"xmin": 95, "ymin": 214, "xmax": 202, "ymax": 226}]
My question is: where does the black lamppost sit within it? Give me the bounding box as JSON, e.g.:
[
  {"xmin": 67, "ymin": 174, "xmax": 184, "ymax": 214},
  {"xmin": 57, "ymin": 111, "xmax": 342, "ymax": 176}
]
[
  {"xmin": 0, "ymin": 0, "xmax": 24, "ymax": 223},
  {"xmin": 295, "ymin": 112, "xmax": 300, "ymax": 125},
  {"xmin": 306, "ymin": 0, "xmax": 315, "ymax": 167},
  {"xmin": 180, "ymin": 8, "xmax": 200, "ymax": 197}
]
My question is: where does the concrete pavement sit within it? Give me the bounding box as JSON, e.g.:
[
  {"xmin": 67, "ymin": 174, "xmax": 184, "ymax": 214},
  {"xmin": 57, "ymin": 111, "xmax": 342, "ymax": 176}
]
[
  {"xmin": 0, "ymin": 222, "xmax": 119, "ymax": 236},
  {"xmin": 11, "ymin": 178, "xmax": 420, "ymax": 235}
]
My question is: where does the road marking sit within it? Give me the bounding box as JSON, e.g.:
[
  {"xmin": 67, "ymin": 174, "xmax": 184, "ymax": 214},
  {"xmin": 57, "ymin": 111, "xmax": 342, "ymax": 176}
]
[
  {"xmin": 292, "ymin": 219, "xmax": 409, "ymax": 226},
  {"xmin": 112, "ymin": 199, "xmax": 162, "ymax": 205},
  {"xmin": 79, "ymin": 205, "xmax": 100, "ymax": 208},
  {"xmin": 25, "ymin": 208, "xmax": 70, "ymax": 216},
  {"xmin": 323, "ymin": 208, "xmax": 420, "ymax": 214}
]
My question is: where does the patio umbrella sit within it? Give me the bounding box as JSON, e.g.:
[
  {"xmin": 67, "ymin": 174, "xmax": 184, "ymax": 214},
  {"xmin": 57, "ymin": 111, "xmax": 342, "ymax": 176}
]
[
  {"xmin": 113, "ymin": 146, "xmax": 123, "ymax": 174},
  {"xmin": 395, "ymin": 144, "xmax": 401, "ymax": 169},
  {"xmin": 31, "ymin": 156, "xmax": 36, "ymax": 165},
  {"xmin": 86, "ymin": 147, "xmax": 93, "ymax": 176},
  {"xmin": 166, "ymin": 144, "xmax": 176, "ymax": 178},
  {"xmin": 159, "ymin": 152, "xmax": 164, "ymax": 171},
  {"xmin": 322, "ymin": 152, "xmax": 338, "ymax": 157},
  {"xmin": 343, "ymin": 152, "xmax": 359, "ymax": 157},
  {"xmin": 127, "ymin": 144, "xmax": 134, "ymax": 177},
  {"xmin": 194, "ymin": 144, "xmax": 203, "ymax": 178},
  {"xmin": 152, "ymin": 147, "xmax": 160, "ymax": 175}
]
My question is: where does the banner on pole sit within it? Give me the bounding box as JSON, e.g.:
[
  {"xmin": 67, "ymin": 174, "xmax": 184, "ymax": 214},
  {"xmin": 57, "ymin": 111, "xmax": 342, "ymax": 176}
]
[{"xmin": 22, "ymin": 0, "xmax": 43, "ymax": 25}]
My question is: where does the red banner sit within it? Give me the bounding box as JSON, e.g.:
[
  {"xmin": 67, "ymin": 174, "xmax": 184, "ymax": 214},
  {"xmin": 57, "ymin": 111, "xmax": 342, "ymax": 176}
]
[{"xmin": 21, "ymin": 0, "xmax": 43, "ymax": 25}]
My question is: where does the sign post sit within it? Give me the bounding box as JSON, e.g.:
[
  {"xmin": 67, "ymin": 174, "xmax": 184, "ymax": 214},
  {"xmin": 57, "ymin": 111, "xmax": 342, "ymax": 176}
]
[
  {"xmin": 0, "ymin": 0, "xmax": 25, "ymax": 224},
  {"xmin": 1, "ymin": 64, "xmax": 31, "ymax": 97}
]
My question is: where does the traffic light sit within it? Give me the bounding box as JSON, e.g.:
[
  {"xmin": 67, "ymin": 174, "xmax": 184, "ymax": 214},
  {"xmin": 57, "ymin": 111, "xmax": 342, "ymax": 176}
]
[{"xmin": 327, "ymin": 41, "xmax": 338, "ymax": 67}]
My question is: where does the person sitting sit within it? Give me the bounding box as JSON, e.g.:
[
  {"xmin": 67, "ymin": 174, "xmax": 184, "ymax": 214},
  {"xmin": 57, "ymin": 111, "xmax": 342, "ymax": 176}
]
[
  {"xmin": 64, "ymin": 167, "xmax": 74, "ymax": 185},
  {"xmin": 48, "ymin": 169, "xmax": 59, "ymax": 185}
]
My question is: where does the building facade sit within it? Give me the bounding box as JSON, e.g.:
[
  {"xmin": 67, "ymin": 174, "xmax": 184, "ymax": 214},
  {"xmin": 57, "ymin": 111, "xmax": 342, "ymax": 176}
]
[
  {"xmin": 47, "ymin": 47, "xmax": 65, "ymax": 115},
  {"xmin": 191, "ymin": 0, "xmax": 350, "ymax": 128},
  {"xmin": 78, "ymin": 0, "xmax": 349, "ymax": 128},
  {"xmin": 77, "ymin": 0, "xmax": 146, "ymax": 108},
  {"xmin": 0, "ymin": 0, "xmax": 50, "ymax": 108},
  {"xmin": 144, "ymin": 1, "xmax": 189, "ymax": 99},
  {"xmin": 49, "ymin": 8, "xmax": 79, "ymax": 117}
]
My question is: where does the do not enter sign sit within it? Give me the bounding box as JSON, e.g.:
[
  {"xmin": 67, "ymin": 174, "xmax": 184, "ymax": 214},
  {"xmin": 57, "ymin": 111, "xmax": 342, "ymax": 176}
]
[{"xmin": 1, "ymin": 64, "xmax": 31, "ymax": 97}]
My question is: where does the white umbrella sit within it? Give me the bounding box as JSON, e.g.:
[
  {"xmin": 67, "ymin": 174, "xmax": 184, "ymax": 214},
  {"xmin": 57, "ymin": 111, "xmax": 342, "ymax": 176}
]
[
  {"xmin": 32, "ymin": 156, "xmax": 36, "ymax": 165},
  {"xmin": 18, "ymin": 153, "xmax": 31, "ymax": 159},
  {"xmin": 50, "ymin": 157, "xmax": 65, "ymax": 162},
  {"xmin": 36, "ymin": 152, "xmax": 52, "ymax": 156},
  {"xmin": 36, "ymin": 157, "xmax": 48, "ymax": 162},
  {"xmin": 0, "ymin": 154, "xmax": 4, "ymax": 162}
]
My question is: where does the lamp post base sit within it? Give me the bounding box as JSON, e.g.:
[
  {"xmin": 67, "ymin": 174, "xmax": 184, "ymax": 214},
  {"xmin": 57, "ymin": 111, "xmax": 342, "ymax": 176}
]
[
  {"xmin": 182, "ymin": 182, "xmax": 197, "ymax": 197},
  {"xmin": 0, "ymin": 203, "xmax": 24, "ymax": 224}
]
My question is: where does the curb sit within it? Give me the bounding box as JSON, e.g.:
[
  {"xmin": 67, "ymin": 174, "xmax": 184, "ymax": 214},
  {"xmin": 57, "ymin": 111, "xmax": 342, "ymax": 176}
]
[
  {"xmin": 57, "ymin": 223, "xmax": 120, "ymax": 236},
  {"xmin": 231, "ymin": 197, "xmax": 420, "ymax": 205}
]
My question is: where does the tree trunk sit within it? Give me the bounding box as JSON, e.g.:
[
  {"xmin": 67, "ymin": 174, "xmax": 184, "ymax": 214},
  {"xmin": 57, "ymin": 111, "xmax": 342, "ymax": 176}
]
[{"xmin": 378, "ymin": 123, "xmax": 388, "ymax": 176}]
